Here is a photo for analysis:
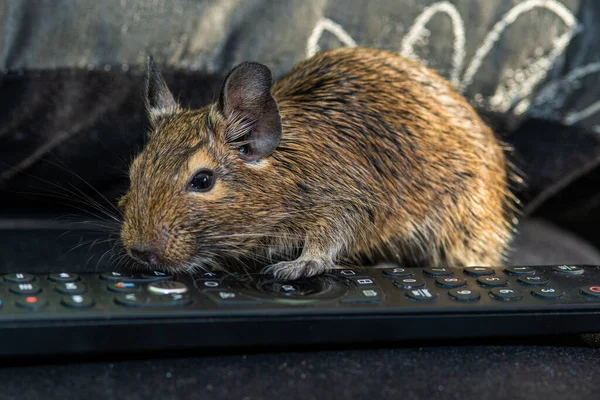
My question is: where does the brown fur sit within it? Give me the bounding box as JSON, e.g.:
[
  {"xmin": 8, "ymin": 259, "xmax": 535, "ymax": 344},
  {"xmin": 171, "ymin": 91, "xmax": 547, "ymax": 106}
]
[{"xmin": 119, "ymin": 47, "xmax": 519, "ymax": 280}]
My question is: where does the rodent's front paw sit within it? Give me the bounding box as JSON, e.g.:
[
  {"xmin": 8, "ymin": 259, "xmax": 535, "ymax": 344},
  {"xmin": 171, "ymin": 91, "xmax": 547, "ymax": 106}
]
[{"xmin": 263, "ymin": 259, "xmax": 332, "ymax": 281}]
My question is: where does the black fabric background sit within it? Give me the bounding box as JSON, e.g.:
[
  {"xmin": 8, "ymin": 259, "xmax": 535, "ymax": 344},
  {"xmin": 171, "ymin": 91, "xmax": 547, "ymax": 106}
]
[{"xmin": 3, "ymin": 0, "xmax": 600, "ymax": 220}]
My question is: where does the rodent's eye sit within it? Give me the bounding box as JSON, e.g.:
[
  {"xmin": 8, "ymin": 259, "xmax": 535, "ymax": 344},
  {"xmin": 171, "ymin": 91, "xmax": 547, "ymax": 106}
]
[
  {"xmin": 188, "ymin": 170, "xmax": 215, "ymax": 192},
  {"xmin": 239, "ymin": 145, "xmax": 249, "ymax": 155}
]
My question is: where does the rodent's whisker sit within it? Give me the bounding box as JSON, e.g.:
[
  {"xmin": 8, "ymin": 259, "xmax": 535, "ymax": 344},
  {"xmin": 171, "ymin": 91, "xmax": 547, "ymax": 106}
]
[
  {"xmin": 65, "ymin": 237, "xmax": 116, "ymax": 255},
  {"xmin": 6, "ymin": 165, "xmax": 121, "ymax": 224},
  {"xmin": 36, "ymin": 157, "xmax": 123, "ymax": 217},
  {"xmin": 18, "ymin": 188, "xmax": 120, "ymax": 226}
]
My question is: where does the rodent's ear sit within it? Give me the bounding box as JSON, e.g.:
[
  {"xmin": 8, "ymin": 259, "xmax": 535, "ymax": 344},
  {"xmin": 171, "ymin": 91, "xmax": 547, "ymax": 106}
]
[
  {"xmin": 218, "ymin": 61, "xmax": 282, "ymax": 162},
  {"xmin": 144, "ymin": 56, "xmax": 179, "ymax": 126}
]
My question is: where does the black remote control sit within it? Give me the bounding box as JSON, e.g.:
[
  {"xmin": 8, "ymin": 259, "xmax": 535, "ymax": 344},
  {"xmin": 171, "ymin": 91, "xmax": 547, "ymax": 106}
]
[{"xmin": 0, "ymin": 264, "xmax": 600, "ymax": 356}]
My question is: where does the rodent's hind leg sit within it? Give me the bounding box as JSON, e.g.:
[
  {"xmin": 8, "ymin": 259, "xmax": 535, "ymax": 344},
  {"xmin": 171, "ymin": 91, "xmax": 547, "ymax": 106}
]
[{"xmin": 262, "ymin": 258, "xmax": 335, "ymax": 281}]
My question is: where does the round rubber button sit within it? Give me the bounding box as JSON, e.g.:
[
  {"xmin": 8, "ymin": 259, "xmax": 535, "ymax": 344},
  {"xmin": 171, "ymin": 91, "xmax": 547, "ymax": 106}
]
[
  {"xmin": 148, "ymin": 281, "xmax": 188, "ymax": 295},
  {"xmin": 490, "ymin": 288, "xmax": 523, "ymax": 301},
  {"xmin": 531, "ymin": 287, "xmax": 563, "ymax": 299},
  {"xmin": 517, "ymin": 276, "xmax": 549, "ymax": 286},
  {"xmin": 100, "ymin": 272, "xmax": 129, "ymax": 281},
  {"xmin": 553, "ymin": 265, "xmax": 584, "ymax": 275},
  {"xmin": 393, "ymin": 278, "xmax": 425, "ymax": 289},
  {"xmin": 115, "ymin": 293, "xmax": 192, "ymax": 308},
  {"xmin": 448, "ymin": 288, "xmax": 481, "ymax": 302},
  {"xmin": 141, "ymin": 271, "xmax": 172, "ymax": 280},
  {"xmin": 381, "ymin": 267, "xmax": 412, "ymax": 278},
  {"xmin": 55, "ymin": 282, "xmax": 87, "ymax": 295},
  {"xmin": 4, "ymin": 273, "xmax": 34, "ymax": 283},
  {"xmin": 435, "ymin": 277, "xmax": 466, "ymax": 288},
  {"xmin": 423, "ymin": 268, "xmax": 453, "ymax": 277},
  {"xmin": 114, "ymin": 293, "xmax": 148, "ymax": 307},
  {"xmin": 581, "ymin": 286, "xmax": 600, "ymax": 298},
  {"xmin": 107, "ymin": 281, "xmax": 141, "ymax": 293},
  {"xmin": 61, "ymin": 294, "xmax": 95, "ymax": 309},
  {"xmin": 201, "ymin": 280, "xmax": 224, "ymax": 289},
  {"xmin": 156, "ymin": 293, "xmax": 193, "ymax": 307},
  {"xmin": 16, "ymin": 296, "xmax": 48, "ymax": 310},
  {"xmin": 9, "ymin": 283, "xmax": 42, "ymax": 295},
  {"xmin": 504, "ymin": 266, "xmax": 535, "ymax": 275},
  {"xmin": 464, "ymin": 267, "xmax": 495, "ymax": 276},
  {"xmin": 405, "ymin": 288, "xmax": 437, "ymax": 301},
  {"xmin": 477, "ymin": 276, "xmax": 508, "ymax": 287},
  {"xmin": 48, "ymin": 273, "xmax": 79, "ymax": 283},
  {"xmin": 196, "ymin": 271, "xmax": 222, "ymax": 280}
]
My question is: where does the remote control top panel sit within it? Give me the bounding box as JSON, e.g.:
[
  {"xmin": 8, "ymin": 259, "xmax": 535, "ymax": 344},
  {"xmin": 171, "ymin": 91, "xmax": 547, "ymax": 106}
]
[
  {"xmin": 1, "ymin": 264, "xmax": 600, "ymax": 356},
  {"xmin": 0, "ymin": 264, "xmax": 598, "ymax": 321}
]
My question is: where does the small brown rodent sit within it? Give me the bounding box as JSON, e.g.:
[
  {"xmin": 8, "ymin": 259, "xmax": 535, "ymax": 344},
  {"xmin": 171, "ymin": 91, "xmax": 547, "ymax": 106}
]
[{"xmin": 119, "ymin": 47, "xmax": 518, "ymax": 280}]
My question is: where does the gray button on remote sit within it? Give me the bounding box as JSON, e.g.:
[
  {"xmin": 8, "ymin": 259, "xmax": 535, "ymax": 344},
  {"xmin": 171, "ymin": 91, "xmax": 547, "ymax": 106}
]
[{"xmin": 148, "ymin": 281, "xmax": 188, "ymax": 295}]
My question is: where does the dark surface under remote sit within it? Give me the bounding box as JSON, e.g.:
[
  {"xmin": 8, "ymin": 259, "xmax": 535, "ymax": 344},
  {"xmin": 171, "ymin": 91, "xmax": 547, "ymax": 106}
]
[{"xmin": 1, "ymin": 263, "xmax": 600, "ymax": 357}]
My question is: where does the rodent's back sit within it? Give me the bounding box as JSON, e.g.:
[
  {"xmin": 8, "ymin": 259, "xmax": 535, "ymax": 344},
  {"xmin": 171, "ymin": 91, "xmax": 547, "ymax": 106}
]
[{"xmin": 269, "ymin": 47, "xmax": 513, "ymax": 266}]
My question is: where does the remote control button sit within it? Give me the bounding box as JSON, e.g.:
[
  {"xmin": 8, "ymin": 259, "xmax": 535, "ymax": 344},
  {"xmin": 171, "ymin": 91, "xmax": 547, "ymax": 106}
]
[
  {"xmin": 381, "ymin": 267, "xmax": 412, "ymax": 278},
  {"xmin": 114, "ymin": 293, "xmax": 147, "ymax": 307},
  {"xmin": 490, "ymin": 288, "xmax": 522, "ymax": 301},
  {"xmin": 349, "ymin": 276, "xmax": 377, "ymax": 286},
  {"xmin": 101, "ymin": 272, "xmax": 167, "ymax": 283},
  {"xmin": 423, "ymin": 268, "xmax": 453, "ymax": 277},
  {"xmin": 339, "ymin": 269, "xmax": 357, "ymax": 276},
  {"xmin": 464, "ymin": 267, "xmax": 494, "ymax": 276},
  {"xmin": 581, "ymin": 286, "xmax": 600, "ymax": 298},
  {"xmin": 148, "ymin": 281, "xmax": 188, "ymax": 295},
  {"xmin": 114, "ymin": 293, "xmax": 192, "ymax": 308},
  {"xmin": 61, "ymin": 294, "xmax": 94, "ymax": 309},
  {"xmin": 200, "ymin": 280, "xmax": 225, "ymax": 289},
  {"xmin": 517, "ymin": 276, "xmax": 549, "ymax": 286},
  {"xmin": 156, "ymin": 293, "xmax": 193, "ymax": 307},
  {"xmin": 203, "ymin": 290, "xmax": 263, "ymax": 305},
  {"xmin": 107, "ymin": 281, "xmax": 141, "ymax": 293},
  {"xmin": 553, "ymin": 265, "xmax": 584, "ymax": 275},
  {"xmin": 55, "ymin": 282, "xmax": 87, "ymax": 295},
  {"xmin": 48, "ymin": 273, "xmax": 79, "ymax": 282},
  {"xmin": 435, "ymin": 277, "xmax": 466, "ymax": 288},
  {"xmin": 449, "ymin": 288, "xmax": 481, "ymax": 302},
  {"xmin": 531, "ymin": 287, "xmax": 563, "ymax": 299},
  {"xmin": 9, "ymin": 283, "xmax": 42, "ymax": 295},
  {"xmin": 196, "ymin": 271, "xmax": 223, "ymax": 280},
  {"xmin": 4, "ymin": 273, "xmax": 34, "ymax": 283},
  {"xmin": 393, "ymin": 278, "xmax": 425, "ymax": 289},
  {"xmin": 405, "ymin": 288, "xmax": 437, "ymax": 301},
  {"xmin": 504, "ymin": 266, "xmax": 535, "ymax": 275},
  {"xmin": 340, "ymin": 288, "xmax": 384, "ymax": 304},
  {"xmin": 16, "ymin": 296, "xmax": 48, "ymax": 310},
  {"xmin": 477, "ymin": 276, "xmax": 508, "ymax": 287},
  {"xmin": 100, "ymin": 272, "xmax": 129, "ymax": 281},
  {"xmin": 141, "ymin": 271, "xmax": 172, "ymax": 280}
]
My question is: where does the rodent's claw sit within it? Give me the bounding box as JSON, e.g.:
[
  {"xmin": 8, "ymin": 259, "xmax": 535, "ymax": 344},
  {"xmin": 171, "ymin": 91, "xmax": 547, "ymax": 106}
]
[{"xmin": 263, "ymin": 259, "xmax": 333, "ymax": 281}]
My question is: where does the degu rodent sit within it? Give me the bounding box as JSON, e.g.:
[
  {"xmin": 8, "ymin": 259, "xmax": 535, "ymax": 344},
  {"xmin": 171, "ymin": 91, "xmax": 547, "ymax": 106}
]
[{"xmin": 119, "ymin": 47, "xmax": 518, "ymax": 280}]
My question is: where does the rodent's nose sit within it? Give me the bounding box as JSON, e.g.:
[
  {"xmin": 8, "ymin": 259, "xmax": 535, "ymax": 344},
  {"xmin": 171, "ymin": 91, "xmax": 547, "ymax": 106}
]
[{"xmin": 130, "ymin": 245, "xmax": 160, "ymax": 266}]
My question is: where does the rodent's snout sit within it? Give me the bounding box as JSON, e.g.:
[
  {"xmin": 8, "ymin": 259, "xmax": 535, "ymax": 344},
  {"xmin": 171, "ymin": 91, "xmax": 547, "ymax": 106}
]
[
  {"xmin": 120, "ymin": 218, "xmax": 197, "ymax": 269},
  {"xmin": 129, "ymin": 244, "xmax": 161, "ymax": 266}
]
